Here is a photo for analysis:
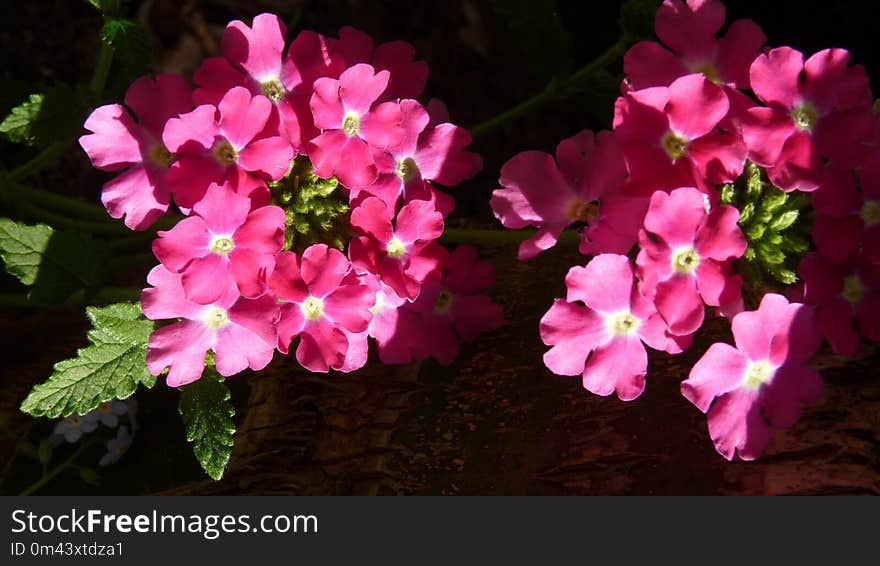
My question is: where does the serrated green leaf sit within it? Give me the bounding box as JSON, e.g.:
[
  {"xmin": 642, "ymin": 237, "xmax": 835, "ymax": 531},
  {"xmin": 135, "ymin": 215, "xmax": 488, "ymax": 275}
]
[
  {"xmin": 20, "ymin": 303, "xmax": 155, "ymax": 418},
  {"xmin": 0, "ymin": 218, "xmax": 108, "ymax": 304},
  {"xmin": 178, "ymin": 372, "xmax": 235, "ymax": 481},
  {"xmin": 0, "ymin": 85, "xmax": 77, "ymax": 147}
]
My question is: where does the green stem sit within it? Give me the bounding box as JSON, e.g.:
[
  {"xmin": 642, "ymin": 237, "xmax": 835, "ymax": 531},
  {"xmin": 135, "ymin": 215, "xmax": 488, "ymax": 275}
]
[
  {"xmin": 18, "ymin": 440, "xmax": 93, "ymax": 496},
  {"xmin": 6, "ymin": 141, "xmax": 71, "ymax": 183},
  {"xmin": 440, "ymin": 227, "xmax": 580, "ymax": 246},
  {"xmin": 469, "ymin": 38, "xmax": 629, "ymax": 140}
]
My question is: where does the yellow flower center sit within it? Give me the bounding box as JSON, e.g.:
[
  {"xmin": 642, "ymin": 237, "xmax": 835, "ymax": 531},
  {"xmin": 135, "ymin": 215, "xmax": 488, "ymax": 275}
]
[
  {"xmin": 791, "ymin": 102, "xmax": 819, "ymax": 132},
  {"xmin": 842, "ymin": 275, "xmax": 864, "ymax": 304},
  {"xmin": 671, "ymin": 247, "xmax": 701, "ymax": 275},
  {"xmin": 209, "ymin": 235, "xmax": 235, "ymax": 256},
  {"xmin": 203, "ymin": 306, "xmax": 230, "ymax": 330},
  {"xmin": 342, "ymin": 113, "xmax": 360, "ymax": 137},
  {"xmin": 567, "ymin": 199, "xmax": 600, "ymax": 223},
  {"xmin": 149, "ymin": 143, "xmax": 175, "ymax": 168},
  {"xmin": 860, "ymin": 201, "xmax": 880, "ymax": 226},
  {"xmin": 434, "ymin": 289, "xmax": 453, "ymax": 314},
  {"xmin": 395, "ymin": 157, "xmax": 418, "ymax": 182},
  {"xmin": 212, "ymin": 140, "xmax": 238, "ymax": 165},
  {"xmin": 662, "ymin": 131, "xmax": 689, "ymax": 160},
  {"xmin": 300, "ymin": 296, "xmax": 324, "ymax": 321},
  {"xmin": 690, "ymin": 61, "xmax": 721, "ymax": 84},
  {"xmin": 742, "ymin": 360, "xmax": 775, "ymax": 391},
  {"xmin": 386, "ymin": 237, "xmax": 406, "ymax": 259},
  {"xmin": 260, "ymin": 79, "xmax": 285, "ymax": 103},
  {"xmin": 606, "ymin": 311, "xmax": 640, "ymax": 337}
]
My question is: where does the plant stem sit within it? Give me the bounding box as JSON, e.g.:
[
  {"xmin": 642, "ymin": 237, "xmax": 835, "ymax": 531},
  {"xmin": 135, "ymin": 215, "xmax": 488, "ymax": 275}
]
[
  {"xmin": 18, "ymin": 440, "xmax": 93, "ymax": 496},
  {"xmin": 440, "ymin": 227, "xmax": 580, "ymax": 246},
  {"xmin": 469, "ymin": 38, "xmax": 629, "ymax": 140}
]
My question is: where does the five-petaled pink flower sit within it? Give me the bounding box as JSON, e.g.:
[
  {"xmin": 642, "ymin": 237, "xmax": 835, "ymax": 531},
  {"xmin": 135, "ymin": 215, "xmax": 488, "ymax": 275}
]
[
  {"xmin": 681, "ymin": 293, "xmax": 823, "ymax": 460},
  {"xmin": 79, "ymin": 74, "xmax": 193, "ymax": 230},
  {"xmin": 742, "ymin": 47, "xmax": 874, "ymax": 191},
  {"xmin": 637, "ymin": 187, "xmax": 746, "ymax": 336},
  {"xmin": 142, "ymin": 265, "xmax": 279, "ymax": 387},
  {"xmin": 309, "ymin": 64, "xmax": 405, "ymax": 188},
  {"xmin": 348, "ymin": 197, "xmax": 446, "ymax": 300},
  {"xmin": 163, "ymin": 86, "xmax": 294, "ymax": 211},
  {"xmin": 269, "ymin": 245, "xmax": 376, "ymax": 373},
  {"xmin": 152, "ymin": 183, "xmax": 286, "ymax": 304},
  {"xmin": 540, "ymin": 254, "xmax": 687, "ymax": 401},
  {"xmin": 491, "ymin": 130, "xmax": 647, "ymax": 259}
]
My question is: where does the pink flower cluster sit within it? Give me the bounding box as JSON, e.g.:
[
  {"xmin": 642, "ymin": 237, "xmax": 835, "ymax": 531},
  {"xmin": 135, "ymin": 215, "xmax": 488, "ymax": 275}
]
[
  {"xmin": 80, "ymin": 14, "xmax": 499, "ymax": 386},
  {"xmin": 492, "ymin": 0, "xmax": 880, "ymax": 460}
]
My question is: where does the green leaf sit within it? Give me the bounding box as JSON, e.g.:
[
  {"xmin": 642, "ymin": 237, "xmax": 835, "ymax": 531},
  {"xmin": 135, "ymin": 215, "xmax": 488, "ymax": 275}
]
[
  {"xmin": 101, "ymin": 18, "xmax": 151, "ymax": 85},
  {"xmin": 738, "ymin": 202, "xmax": 755, "ymax": 226},
  {"xmin": 20, "ymin": 303, "xmax": 155, "ymax": 418},
  {"xmin": 178, "ymin": 372, "xmax": 235, "ymax": 481},
  {"xmin": 756, "ymin": 242, "xmax": 785, "ymax": 265},
  {"xmin": 0, "ymin": 218, "xmax": 108, "ymax": 304},
  {"xmin": 0, "ymin": 85, "xmax": 77, "ymax": 147},
  {"xmin": 491, "ymin": 0, "xmax": 572, "ymax": 82}
]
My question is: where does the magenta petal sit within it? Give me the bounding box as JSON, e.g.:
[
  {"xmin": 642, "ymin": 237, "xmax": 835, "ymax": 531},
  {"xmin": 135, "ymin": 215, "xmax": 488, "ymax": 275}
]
[
  {"xmin": 339, "ymin": 64, "xmax": 390, "ymax": 115},
  {"xmin": 218, "ymin": 87, "xmax": 271, "ymax": 149},
  {"xmin": 706, "ymin": 389, "xmax": 768, "ymax": 461},
  {"xmin": 296, "ymin": 318, "xmax": 348, "ymax": 372},
  {"xmin": 742, "ymin": 106, "xmax": 795, "ymax": 166},
  {"xmin": 766, "ymin": 131, "xmax": 822, "ymax": 192},
  {"xmin": 214, "ymin": 294, "xmax": 279, "ymax": 375},
  {"xmin": 811, "ymin": 167, "xmax": 860, "ymax": 216},
  {"xmin": 222, "ymin": 14, "xmax": 285, "ymax": 81},
  {"xmin": 695, "ymin": 260, "xmax": 740, "ymax": 307},
  {"xmin": 695, "ymin": 204, "xmax": 746, "ymax": 260},
  {"xmin": 414, "ymin": 123, "xmax": 482, "ymax": 186},
  {"xmin": 768, "ymin": 301, "xmax": 822, "ymax": 366},
  {"xmin": 565, "ymin": 254, "xmax": 634, "ymax": 312},
  {"xmin": 749, "ymin": 46, "xmax": 804, "ymax": 108},
  {"xmin": 275, "ymin": 302, "xmax": 306, "ymax": 354},
  {"xmin": 350, "ymin": 196, "xmax": 394, "ymax": 242},
  {"xmin": 181, "ymin": 254, "xmax": 237, "ymax": 304},
  {"xmin": 324, "ymin": 283, "xmax": 375, "ymax": 333},
  {"xmin": 814, "ymin": 107, "xmax": 874, "ymax": 168},
  {"xmin": 715, "ymin": 19, "xmax": 765, "ymax": 89},
  {"xmin": 666, "ymin": 74, "xmax": 729, "ymax": 140},
  {"xmin": 147, "ymin": 321, "xmax": 212, "ymax": 387},
  {"xmin": 517, "ymin": 225, "xmax": 565, "ymax": 260},
  {"xmin": 687, "ymin": 130, "xmax": 746, "ymax": 184},
  {"xmin": 817, "ymin": 300, "xmax": 859, "ymax": 356},
  {"xmin": 731, "ymin": 293, "xmax": 789, "ymax": 361},
  {"xmin": 451, "ymin": 294, "xmax": 503, "ymax": 341},
  {"xmin": 372, "ymin": 40, "xmax": 428, "ymax": 100},
  {"xmin": 235, "ymin": 206, "xmax": 285, "ymax": 253},
  {"xmin": 655, "ymin": 274, "xmax": 704, "ymax": 336},
  {"xmin": 643, "ymin": 187, "xmax": 705, "ymax": 247},
  {"xmin": 310, "ymin": 76, "xmax": 346, "ymax": 131},
  {"xmin": 141, "ymin": 265, "xmax": 205, "ymax": 321},
  {"xmin": 813, "ymin": 216, "xmax": 862, "ymax": 264},
  {"xmin": 192, "ymin": 183, "xmax": 250, "ymax": 235},
  {"xmin": 540, "ymin": 300, "xmax": 608, "ymax": 376},
  {"xmin": 101, "ymin": 165, "xmax": 169, "ymax": 230},
  {"xmin": 655, "ymin": 0, "xmax": 724, "ymax": 56},
  {"xmin": 237, "ymin": 136, "xmax": 294, "ymax": 180},
  {"xmin": 300, "ymin": 244, "xmax": 349, "ymax": 298},
  {"xmin": 339, "ymin": 329, "xmax": 369, "ymax": 373},
  {"xmin": 162, "ymin": 105, "xmax": 219, "ymax": 153},
  {"xmin": 336, "ymin": 136, "xmax": 379, "ymax": 188},
  {"xmin": 153, "ymin": 216, "xmax": 212, "ymax": 272},
  {"xmin": 762, "ymin": 365, "xmax": 823, "ymax": 429},
  {"xmin": 493, "ymin": 150, "xmax": 573, "ymax": 230},
  {"xmin": 557, "ymin": 130, "xmax": 626, "ymax": 201},
  {"xmin": 359, "ymin": 100, "xmax": 404, "ymax": 149},
  {"xmin": 79, "ymin": 104, "xmax": 143, "ymax": 170},
  {"xmin": 125, "ymin": 74, "xmax": 193, "ymax": 136},
  {"xmin": 395, "ymin": 199, "xmax": 443, "ymax": 244},
  {"xmin": 623, "ymin": 40, "xmax": 688, "ymax": 89},
  {"xmin": 228, "ymin": 248, "xmax": 269, "ymax": 298},
  {"xmin": 194, "ymin": 57, "xmax": 247, "ymax": 107},
  {"xmin": 582, "ymin": 336, "xmax": 647, "ymax": 401},
  {"xmin": 681, "ymin": 342, "xmax": 749, "ymax": 412}
]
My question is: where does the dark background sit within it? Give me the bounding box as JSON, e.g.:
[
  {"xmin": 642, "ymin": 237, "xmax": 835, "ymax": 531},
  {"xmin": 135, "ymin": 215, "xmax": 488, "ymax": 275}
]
[{"xmin": 0, "ymin": 1, "xmax": 877, "ymax": 495}]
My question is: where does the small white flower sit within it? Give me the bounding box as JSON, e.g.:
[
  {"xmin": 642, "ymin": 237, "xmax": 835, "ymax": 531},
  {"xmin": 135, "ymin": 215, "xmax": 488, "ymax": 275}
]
[
  {"xmin": 53, "ymin": 414, "xmax": 98, "ymax": 444},
  {"xmin": 99, "ymin": 426, "xmax": 133, "ymax": 466}
]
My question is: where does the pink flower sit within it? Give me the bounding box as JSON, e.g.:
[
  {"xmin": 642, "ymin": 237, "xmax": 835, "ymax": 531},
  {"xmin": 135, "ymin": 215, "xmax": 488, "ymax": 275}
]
[
  {"xmin": 142, "ymin": 265, "xmax": 279, "ymax": 387},
  {"xmin": 352, "ymin": 99, "xmax": 481, "ymax": 211},
  {"xmin": 681, "ymin": 293, "xmax": 823, "ymax": 460},
  {"xmin": 540, "ymin": 254, "xmax": 688, "ymax": 401},
  {"xmin": 348, "ymin": 197, "xmax": 446, "ymax": 300},
  {"xmin": 812, "ymin": 151, "xmax": 880, "ymax": 264},
  {"xmin": 358, "ymin": 275, "xmax": 411, "ymax": 364},
  {"xmin": 389, "ymin": 246, "xmax": 503, "ymax": 364},
  {"xmin": 335, "ymin": 26, "xmax": 429, "ymax": 101},
  {"xmin": 152, "ymin": 183, "xmax": 285, "ymax": 304},
  {"xmin": 79, "ymin": 74, "xmax": 193, "ymax": 230},
  {"xmin": 309, "ymin": 64, "xmax": 405, "ymax": 188},
  {"xmin": 614, "ymin": 74, "xmax": 746, "ymax": 191},
  {"xmin": 162, "ymin": 86, "xmax": 294, "ymax": 211},
  {"xmin": 269, "ymin": 245, "xmax": 376, "ymax": 373},
  {"xmin": 624, "ymin": 0, "xmax": 764, "ymax": 91},
  {"xmin": 799, "ymin": 252, "xmax": 880, "ymax": 356},
  {"xmin": 742, "ymin": 47, "xmax": 874, "ymax": 191},
  {"xmin": 490, "ymin": 130, "xmax": 646, "ymax": 260},
  {"xmin": 636, "ymin": 187, "xmax": 746, "ymax": 335}
]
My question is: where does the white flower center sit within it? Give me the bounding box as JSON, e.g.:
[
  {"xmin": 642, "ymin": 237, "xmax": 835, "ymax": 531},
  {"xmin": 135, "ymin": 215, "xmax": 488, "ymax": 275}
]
[
  {"xmin": 671, "ymin": 246, "xmax": 701, "ymax": 275},
  {"xmin": 791, "ymin": 102, "xmax": 819, "ymax": 132},
  {"xmin": 209, "ymin": 234, "xmax": 235, "ymax": 256},
  {"xmin": 342, "ymin": 113, "xmax": 360, "ymax": 137},
  {"xmin": 606, "ymin": 310, "xmax": 640, "ymax": 337},
  {"xmin": 203, "ymin": 306, "xmax": 230, "ymax": 330},
  {"xmin": 300, "ymin": 296, "xmax": 324, "ymax": 321},
  {"xmin": 386, "ymin": 237, "xmax": 407, "ymax": 259},
  {"xmin": 741, "ymin": 360, "xmax": 775, "ymax": 391}
]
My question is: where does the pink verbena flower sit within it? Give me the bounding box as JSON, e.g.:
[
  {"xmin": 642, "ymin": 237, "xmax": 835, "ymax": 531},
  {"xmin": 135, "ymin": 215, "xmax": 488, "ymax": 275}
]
[
  {"xmin": 152, "ymin": 183, "xmax": 285, "ymax": 304},
  {"xmin": 162, "ymin": 86, "xmax": 294, "ymax": 211},
  {"xmin": 614, "ymin": 74, "xmax": 746, "ymax": 191},
  {"xmin": 799, "ymin": 252, "xmax": 880, "ymax": 356},
  {"xmin": 349, "ymin": 197, "xmax": 446, "ymax": 300},
  {"xmin": 636, "ymin": 187, "xmax": 746, "ymax": 335},
  {"xmin": 491, "ymin": 130, "xmax": 646, "ymax": 260},
  {"xmin": 336, "ymin": 26, "xmax": 429, "ymax": 101},
  {"xmin": 681, "ymin": 293, "xmax": 823, "ymax": 460},
  {"xmin": 79, "ymin": 74, "xmax": 192, "ymax": 230},
  {"xmin": 742, "ymin": 47, "xmax": 874, "ymax": 191},
  {"xmin": 309, "ymin": 64, "xmax": 405, "ymax": 188},
  {"xmin": 142, "ymin": 265, "xmax": 279, "ymax": 387},
  {"xmin": 624, "ymin": 0, "xmax": 764, "ymax": 91},
  {"xmin": 540, "ymin": 254, "xmax": 687, "ymax": 401},
  {"xmin": 356, "ymin": 274, "xmax": 410, "ymax": 364},
  {"xmin": 352, "ymin": 99, "xmax": 481, "ymax": 212},
  {"xmin": 388, "ymin": 246, "xmax": 503, "ymax": 364},
  {"xmin": 269, "ymin": 245, "xmax": 376, "ymax": 373},
  {"xmin": 812, "ymin": 151, "xmax": 880, "ymax": 263}
]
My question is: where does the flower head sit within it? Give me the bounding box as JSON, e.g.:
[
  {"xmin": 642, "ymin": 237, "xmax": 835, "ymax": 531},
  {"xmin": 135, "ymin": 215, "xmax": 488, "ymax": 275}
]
[{"xmin": 99, "ymin": 426, "xmax": 133, "ymax": 466}]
